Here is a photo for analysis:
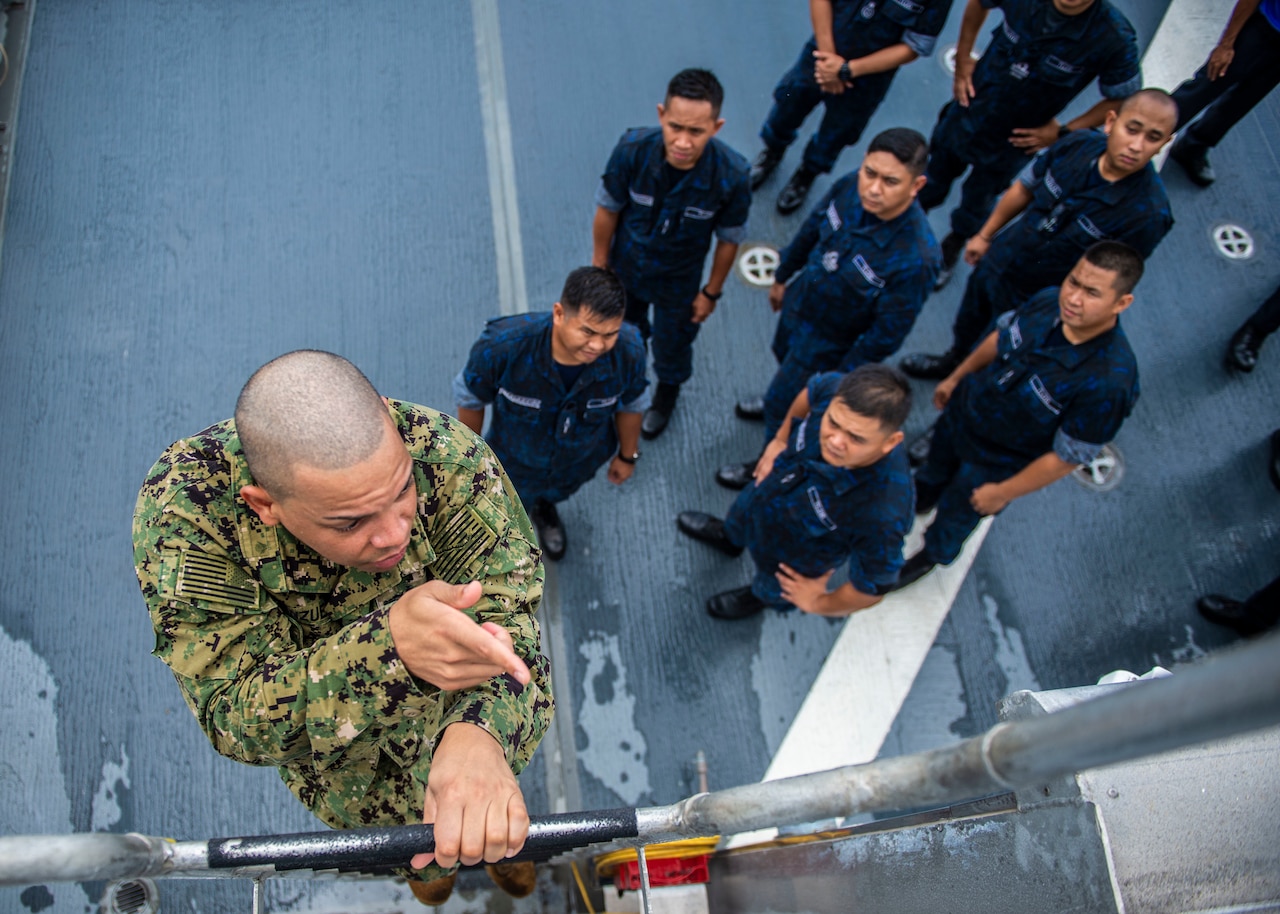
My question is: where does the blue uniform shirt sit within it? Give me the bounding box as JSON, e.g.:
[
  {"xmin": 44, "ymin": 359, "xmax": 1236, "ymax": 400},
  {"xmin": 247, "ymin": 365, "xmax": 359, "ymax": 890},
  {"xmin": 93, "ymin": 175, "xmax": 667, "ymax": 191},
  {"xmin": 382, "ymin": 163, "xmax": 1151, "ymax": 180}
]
[
  {"xmin": 595, "ymin": 127, "xmax": 751, "ymax": 307},
  {"xmin": 725, "ymin": 372, "xmax": 915, "ymax": 605},
  {"xmin": 942, "ymin": 0, "xmax": 1141, "ymax": 160},
  {"xmin": 828, "ymin": 0, "xmax": 952, "ymax": 60},
  {"xmin": 775, "ymin": 174, "xmax": 940, "ymax": 370},
  {"xmin": 983, "ymin": 130, "xmax": 1173, "ymax": 298},
  {"xmin": 954, "ymin": 289, "xmax": 1139, "ymax": 469},
  {"xmin": 453, "ymin": 312, "xmax": 650, "ymax": 505}
]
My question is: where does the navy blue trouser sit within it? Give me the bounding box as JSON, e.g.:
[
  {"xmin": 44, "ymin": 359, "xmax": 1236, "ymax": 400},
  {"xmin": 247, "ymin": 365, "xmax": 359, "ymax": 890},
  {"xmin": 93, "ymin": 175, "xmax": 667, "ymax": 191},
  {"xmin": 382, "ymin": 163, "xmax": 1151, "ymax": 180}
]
[
  {"xmin": 1244, "ymin": 283, "xmax": 1280, "ymax": 337},
  {"xmin": 916, "ymin": 104, "xmax": 1026, "ymax": 241},
  {"xmin": 623, "ymin": 287, "xmax": 701, "ymax": 386},
  {"xmin": 1172, "ymin": 11, "xmax": 1280, "ymax": 147},
  {"xmin": 762, "ymin": 316, "xmax": 843, "ymax": 440},
  {"xmin": 760, "ymin": 43, "xmax": 890, "ymax": 174},
  {"xmin": 915, "ymin": 407, "xmax": 1012, "ymax": 565},
  {"xmin": 950, "ymin": 259, "xmax": 1023, "ymax": 357}
]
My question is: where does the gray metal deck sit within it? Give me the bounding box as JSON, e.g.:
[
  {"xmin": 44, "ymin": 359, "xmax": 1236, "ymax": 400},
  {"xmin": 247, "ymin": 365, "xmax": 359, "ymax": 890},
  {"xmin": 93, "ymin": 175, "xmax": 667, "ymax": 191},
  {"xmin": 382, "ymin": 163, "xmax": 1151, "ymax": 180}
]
[{"xmin": 1, "ymin": 1, "xmax": 1277, "ymax": 911}]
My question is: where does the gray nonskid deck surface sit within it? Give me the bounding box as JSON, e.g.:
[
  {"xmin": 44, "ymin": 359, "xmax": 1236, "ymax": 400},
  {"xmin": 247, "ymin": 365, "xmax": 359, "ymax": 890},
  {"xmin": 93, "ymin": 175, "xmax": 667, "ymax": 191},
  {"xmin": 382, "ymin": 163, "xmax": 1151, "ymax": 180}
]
[{"xmin": 2, "ymin": 2, "xmax": 1277, "ymax": 911}]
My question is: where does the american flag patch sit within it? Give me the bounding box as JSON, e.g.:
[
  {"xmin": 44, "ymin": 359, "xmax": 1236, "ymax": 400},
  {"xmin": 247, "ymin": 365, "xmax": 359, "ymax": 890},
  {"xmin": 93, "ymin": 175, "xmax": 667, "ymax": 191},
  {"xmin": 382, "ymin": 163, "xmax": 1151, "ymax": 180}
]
[
  {"xmin": 176, "ymin": 551, "xmax": 259, "ymax": 609},
  {"xmin": 433, "ymin": 506, "xmax": 499, "ymax": 581}
]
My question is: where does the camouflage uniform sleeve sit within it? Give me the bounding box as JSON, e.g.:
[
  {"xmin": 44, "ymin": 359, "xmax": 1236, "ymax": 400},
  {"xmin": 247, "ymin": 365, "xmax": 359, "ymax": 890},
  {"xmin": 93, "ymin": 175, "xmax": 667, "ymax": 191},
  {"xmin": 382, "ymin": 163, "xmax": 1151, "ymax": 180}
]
[
  {"xmin": 132, "ymin": 459, "xmax": 433, "ymax": 773},
  {"xmin": 411, "ymin": 415, "xmax": 553, "ymax": 780}
]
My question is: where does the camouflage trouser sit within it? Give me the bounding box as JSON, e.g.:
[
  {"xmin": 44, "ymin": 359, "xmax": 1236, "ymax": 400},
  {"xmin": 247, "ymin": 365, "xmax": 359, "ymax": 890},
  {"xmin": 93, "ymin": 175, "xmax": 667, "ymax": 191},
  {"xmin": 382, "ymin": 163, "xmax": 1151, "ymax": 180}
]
[{"xmin": 281, "ymin": 748, "xmax": 452, "ymax": 883}]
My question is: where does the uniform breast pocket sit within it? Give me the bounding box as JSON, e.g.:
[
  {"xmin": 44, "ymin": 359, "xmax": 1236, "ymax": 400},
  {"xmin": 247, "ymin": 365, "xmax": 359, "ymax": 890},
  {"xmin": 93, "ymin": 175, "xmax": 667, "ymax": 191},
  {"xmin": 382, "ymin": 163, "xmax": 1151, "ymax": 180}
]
[
  {"xmin": 580, "ymin": 395, "xmax": 619, "ymax": 425},
  {"xmin": 837, "ymin": 253, "xmax": 886, "ymax": 304},
  {"xmin": 674, "ymin": 205, "xmax": 716, "ymax": 244},
  {"xmin": 1039, "ymin": 54, "xmax": 1085, "ymax": 87},
  {"xmin": 780, "ymin": 483, "xmax": 840, "ymax": 541},
  {"xmin": 881, "ymin": 0, "xmax": 922, "ymax": 26},
  {"xmin": 498, "ymin": 388, "xmax": 544, "ymax": 425},
  {"xmin": 1015, "ymin": 373, "xmax": 1066, "ymax": 428}
]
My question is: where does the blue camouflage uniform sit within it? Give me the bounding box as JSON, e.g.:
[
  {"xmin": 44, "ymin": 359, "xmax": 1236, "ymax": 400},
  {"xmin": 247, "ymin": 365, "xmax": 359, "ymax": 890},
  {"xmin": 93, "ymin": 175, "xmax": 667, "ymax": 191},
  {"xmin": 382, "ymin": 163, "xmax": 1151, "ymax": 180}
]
[
  {"xmin": 916, "ymin": 0, "xmax": 1142, "ymax": 241},
  {"xmin": 949, "ymin": 128, "xmax": 1172, "ymax": 356},
  {"xmin": 725, "ymin": 371, "xmax": 915, "ymax": 607},
  {"xmin": 764, "ymin": 174, "xmax": 940, "ymax": 438},
  {"xmin": 453, "ymin": 312, "xmax": 650, "ymax": 507},
  {"xmin": 917, "ymin": 290, "xmax": 1139, "ymax": 564},
  {"xmin": 761, "ymin": 0, "xmax": 953, "ymax": 174},
  {"xmin": 596, "ymin": 127, "xmax": 751, "ymax": 385}
]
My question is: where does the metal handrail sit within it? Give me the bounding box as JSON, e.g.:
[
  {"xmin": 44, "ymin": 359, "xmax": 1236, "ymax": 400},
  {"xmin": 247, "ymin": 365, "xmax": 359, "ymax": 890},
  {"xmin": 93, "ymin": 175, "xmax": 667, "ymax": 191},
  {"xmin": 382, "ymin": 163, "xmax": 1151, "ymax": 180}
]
[{"xmin": 3, "ymin": 631, "xmax": 1278, "ymax": 886}]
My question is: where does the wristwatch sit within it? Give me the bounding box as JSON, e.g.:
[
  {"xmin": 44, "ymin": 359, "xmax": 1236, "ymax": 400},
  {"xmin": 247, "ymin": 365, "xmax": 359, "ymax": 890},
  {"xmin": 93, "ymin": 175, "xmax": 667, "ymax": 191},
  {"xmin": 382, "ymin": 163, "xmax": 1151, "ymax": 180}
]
[
  {"xmin": 617, "ymin": 451, "xmax": 641, "ymax": 464},
  {"xmin": 1057, "ymin": 123, "xmax": 1072, "ymax": 139},
  {"xmin": 838, "ymin": 61, "xmax": 852, "ymax": 83},
  {"xmin": 700, "ymin": 285, "xmax": 723, "ymax": 302}
]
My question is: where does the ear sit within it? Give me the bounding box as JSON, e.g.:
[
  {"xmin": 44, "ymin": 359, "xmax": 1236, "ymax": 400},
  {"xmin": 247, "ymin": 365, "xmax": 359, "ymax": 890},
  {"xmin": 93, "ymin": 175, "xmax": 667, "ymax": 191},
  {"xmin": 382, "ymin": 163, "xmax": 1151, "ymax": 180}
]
[
  {"xmin": 240, "ymin": 485, "xmax": 281, "ymax": 526},
  {"xmin": 882, "ymin": 429, "xmax": 905, "ymax": 454},
  {"xmin": 552, "ymin": 301, "xmax": 565, "ymax": 323},
  {"xmin": 1102, "ymin": 108, "xmax": 1118, "ymax": 136},
  {"xmin": 656, "ymin": 102, "xmax": 666, "ymax": 121},
  {"xmin": 710, "ymin": 117, "xmax": 726, "ymax": 137},
  {"xmin": 909, "ymin": 172, "xmax": 928, "ymax": 197},
  {"xmin": 1112, "ymin": 293, "xmax": 1134, "ymax": 316}
]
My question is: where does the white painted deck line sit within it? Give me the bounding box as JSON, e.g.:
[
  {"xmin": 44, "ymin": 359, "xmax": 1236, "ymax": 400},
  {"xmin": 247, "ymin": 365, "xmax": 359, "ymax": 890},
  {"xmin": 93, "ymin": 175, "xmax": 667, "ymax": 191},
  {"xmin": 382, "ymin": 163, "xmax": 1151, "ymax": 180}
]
[
  {"xmin": 472, "ymin": 0, "xmax": 529, "ymax": 316},
  {"xmin": 726, "ymin": 515, "xmax": 993, "ymax": 849},
  {"xmin": 1145, "ymin": 0, "xmax": 1231, "ymax": 170}
]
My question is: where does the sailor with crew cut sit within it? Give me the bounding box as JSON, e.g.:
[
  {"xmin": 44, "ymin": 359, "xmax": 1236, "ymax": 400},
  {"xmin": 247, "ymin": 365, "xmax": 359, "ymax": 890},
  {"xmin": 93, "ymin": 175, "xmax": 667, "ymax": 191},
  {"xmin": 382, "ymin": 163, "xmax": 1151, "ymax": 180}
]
[{"xmin": 454, "ymin": 266, "xmax": 649, "ymax": 562}]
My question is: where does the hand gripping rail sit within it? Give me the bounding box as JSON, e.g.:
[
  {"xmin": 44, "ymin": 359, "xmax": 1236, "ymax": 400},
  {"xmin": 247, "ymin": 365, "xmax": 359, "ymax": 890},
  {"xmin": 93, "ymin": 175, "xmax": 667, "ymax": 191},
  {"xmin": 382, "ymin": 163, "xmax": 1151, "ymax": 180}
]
[{"xmin": 3, "ymin": 631, "xmax": 1278, "ymax": 886}]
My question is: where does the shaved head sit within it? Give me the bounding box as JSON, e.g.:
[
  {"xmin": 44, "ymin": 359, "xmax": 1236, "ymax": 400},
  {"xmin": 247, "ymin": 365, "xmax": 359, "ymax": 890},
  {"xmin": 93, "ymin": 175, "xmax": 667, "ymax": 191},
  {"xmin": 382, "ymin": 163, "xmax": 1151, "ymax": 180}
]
[
  {"xmin": 1120, "ymin": 88, "xmax": 1178, "ymax": 123},
  {"xmin": 235, "ymin": 350, "xmax": 389, "ymax": 497}
]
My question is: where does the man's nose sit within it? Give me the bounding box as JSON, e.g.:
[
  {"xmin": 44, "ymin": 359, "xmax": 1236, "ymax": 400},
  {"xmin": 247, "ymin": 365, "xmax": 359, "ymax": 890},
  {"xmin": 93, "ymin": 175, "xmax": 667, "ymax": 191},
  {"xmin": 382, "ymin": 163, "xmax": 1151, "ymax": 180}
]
[{"xmin": 370, "ymin": 512, "xmax": 410, "ymax": 547}]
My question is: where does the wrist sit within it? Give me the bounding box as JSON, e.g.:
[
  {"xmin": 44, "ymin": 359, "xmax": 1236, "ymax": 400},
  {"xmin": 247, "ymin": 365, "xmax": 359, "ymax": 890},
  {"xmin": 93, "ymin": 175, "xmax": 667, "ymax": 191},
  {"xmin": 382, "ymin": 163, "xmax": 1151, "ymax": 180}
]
[
  {"xmin": 838, "ymin": 60, "xmax": 852, "ymax": 82},
  {"xmin": 616, "ymin": 450, "xmax": 640, "ymax": 464},
  {"xmin": 701, "ymin": 285, "xmax": 723, "ymax": 301}
]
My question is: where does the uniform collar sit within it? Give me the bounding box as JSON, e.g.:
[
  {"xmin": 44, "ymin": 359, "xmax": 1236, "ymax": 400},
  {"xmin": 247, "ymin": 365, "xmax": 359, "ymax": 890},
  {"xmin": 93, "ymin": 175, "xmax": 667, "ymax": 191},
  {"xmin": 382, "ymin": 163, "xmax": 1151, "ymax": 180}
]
[
  {"xmin": 1029, "ymin": 0, "xmax": 1100, "ymax": 42},
  {"xmin": 1033, "ymin": 313, "xmax": 1123, "ymax": 369},
  {"xmin": 642, "ymin": 131, "xmax": 716, "ymax": 193},
  {"xmin": 839, "ymin": 187, "xmax": 920, "ymax": 250}
]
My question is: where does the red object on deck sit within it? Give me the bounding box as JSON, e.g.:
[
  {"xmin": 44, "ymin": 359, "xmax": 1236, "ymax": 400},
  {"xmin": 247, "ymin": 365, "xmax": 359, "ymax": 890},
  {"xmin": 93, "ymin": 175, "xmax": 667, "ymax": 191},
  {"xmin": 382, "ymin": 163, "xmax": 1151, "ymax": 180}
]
[{"xmin": 613, "ymin": 854, "xmax": 711, "ymax": 890}]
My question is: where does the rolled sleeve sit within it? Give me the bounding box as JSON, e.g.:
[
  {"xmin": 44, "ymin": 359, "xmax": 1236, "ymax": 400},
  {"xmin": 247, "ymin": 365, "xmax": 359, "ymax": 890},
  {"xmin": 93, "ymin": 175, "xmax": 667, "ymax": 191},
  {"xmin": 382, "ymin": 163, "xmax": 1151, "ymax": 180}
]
[
  {"xmin": 1053, "ymin": 427, "xmax": 1104, "ymax": 465},
  {"xmin": 1099, "ymin": 71, "xmax": 1142, "ymax": 99},
  {"xmin": 715, "ymin": 222, "xmax": 748, "ymax": 245},
  {"xmin": 621, "ymin": 390, "xmax": 652, "ymax": 413},
  {"xmin": 452, "ymin": 369, "xmax": 487, "ymax": 410},
  {"xmin": 903, "ymin": 30, "xmax": 938, "ymax": 57},
  {"xmin": 595, "ymin": 179, "xmax": 624, "ymax": 213}
]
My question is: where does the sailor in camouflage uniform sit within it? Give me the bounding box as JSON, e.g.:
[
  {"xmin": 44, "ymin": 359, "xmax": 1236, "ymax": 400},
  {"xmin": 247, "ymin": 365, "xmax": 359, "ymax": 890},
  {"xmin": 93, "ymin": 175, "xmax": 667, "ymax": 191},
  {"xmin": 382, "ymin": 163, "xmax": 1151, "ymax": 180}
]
[
  {"xmin": 677, "ymin": 365, "xmax": 914, "ymax": 620},
  {"xmin": 132, "ymin": 350, "xmax": 552, "ymax": 904}
]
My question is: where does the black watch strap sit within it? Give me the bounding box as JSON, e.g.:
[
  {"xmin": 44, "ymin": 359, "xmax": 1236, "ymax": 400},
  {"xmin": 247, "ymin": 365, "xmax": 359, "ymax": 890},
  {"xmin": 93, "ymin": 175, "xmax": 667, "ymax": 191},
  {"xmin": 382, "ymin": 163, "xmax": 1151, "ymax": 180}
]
[
  {"xmin": 701, "ymin": 285, "xmax": 723, "ymax": 301},
  {"xmin": 617, "ymin": 451, "xmax": 640, "ymax": 464}
]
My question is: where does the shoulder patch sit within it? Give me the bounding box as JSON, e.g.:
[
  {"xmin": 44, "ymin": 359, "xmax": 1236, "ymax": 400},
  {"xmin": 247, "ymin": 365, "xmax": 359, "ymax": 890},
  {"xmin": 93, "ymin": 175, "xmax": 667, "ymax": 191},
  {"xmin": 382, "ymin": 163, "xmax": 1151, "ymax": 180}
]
[
  {"xmin": 432, "ymin": 505, "xmax": 500, "ymax": 582},
  {"xmin": 175, "ymin": 551, "xmax": 259, "ymax": 609}
]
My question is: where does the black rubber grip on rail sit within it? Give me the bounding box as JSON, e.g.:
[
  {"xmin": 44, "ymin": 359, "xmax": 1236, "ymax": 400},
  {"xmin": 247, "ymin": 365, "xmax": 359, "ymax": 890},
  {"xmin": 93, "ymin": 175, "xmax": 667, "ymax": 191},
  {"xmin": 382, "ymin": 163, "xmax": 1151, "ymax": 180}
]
[{"xmin": 206, "ymin": 808, "xmax": 640, "ymax": 872}]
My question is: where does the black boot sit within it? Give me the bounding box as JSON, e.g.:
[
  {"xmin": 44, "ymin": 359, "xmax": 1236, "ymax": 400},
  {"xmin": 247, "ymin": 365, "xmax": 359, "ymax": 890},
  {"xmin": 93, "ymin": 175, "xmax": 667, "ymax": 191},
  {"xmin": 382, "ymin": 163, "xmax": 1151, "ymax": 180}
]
[
  {"xmin": 642, "ymin": 382, "xmax": 680, "ymax": 439},
  {"xmin": 933, "ymin": 232, "xmax": 965, "ymax": 291},
  {"xmin": 1169, "ymin": 132, "xmax": 1215, "ymax": 187},
  {"xmin": 676, "ymin": 511, "xmax": 744, "ymax": 557},
  {"xmin": 707, "ymin": 586, "xmax": 766, "ymax": 620},
  {"xmin": 777, "ymin": 165, "xmax": 817, "ymax": 215},
  {"xmin": 734, "ymin": 396, "xmax": 765, "ymax": 421},
  {"xmin": 750, "ymin": 146, "xmax": 785, "ymax": 190},
  {"xmin": 1225, "ymin": 324, "xmax": 1262, "ymax": 372},
  {"xmin": 900, "ymin": 349, "xmax": 962, "ymax": 380},
  {"xmin": 715, "ymin": 460, "xmax": 757, "ymax": 490},
  {"xmin": 890, "ymin": 552, "xmax": 937, "ymax": 591},
  {"xmin": 531, "ymin": 498, "xmax": 566, "ymax": 561}
]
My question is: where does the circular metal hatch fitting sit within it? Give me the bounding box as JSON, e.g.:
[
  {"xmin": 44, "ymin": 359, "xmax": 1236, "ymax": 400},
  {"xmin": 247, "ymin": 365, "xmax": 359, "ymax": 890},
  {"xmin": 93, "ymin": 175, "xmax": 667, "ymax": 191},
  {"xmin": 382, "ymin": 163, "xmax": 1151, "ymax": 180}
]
[
  {"xmin": 1211, "ymin": 223, "xmax": 1255, "ymax": 260},
  {"xmin": 940, "ymin": 43, "xmax": 981, "ymax": 75},
  {"xmin": 102, "ymin": 879, "xmax": 160, "ymax": 914},
  {"xmin": 737, "ymin": 245, "xmax": 780, "ymax": 287},
  {"xmin": 1072, "ymin": 443, "xmax": 1124, "ymax": 492}
]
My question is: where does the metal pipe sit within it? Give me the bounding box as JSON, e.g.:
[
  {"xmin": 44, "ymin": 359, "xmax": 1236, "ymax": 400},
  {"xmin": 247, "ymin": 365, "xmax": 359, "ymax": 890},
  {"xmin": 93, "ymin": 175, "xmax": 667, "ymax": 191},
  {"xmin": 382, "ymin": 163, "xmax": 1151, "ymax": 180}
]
[{"xmin": 3, "ymin": 633, "xmax": 1278, "ymax": 886}]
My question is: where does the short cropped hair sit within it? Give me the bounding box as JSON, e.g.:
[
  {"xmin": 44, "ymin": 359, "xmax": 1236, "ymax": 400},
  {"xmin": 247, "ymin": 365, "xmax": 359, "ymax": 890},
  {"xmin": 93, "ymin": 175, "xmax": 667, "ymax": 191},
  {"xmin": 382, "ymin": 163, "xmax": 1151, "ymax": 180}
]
[
  {"xmin": 1119, "ymin": 87, "xmax": 1179, "ymax": 125},
  {"xmin": 835, "ymin": 364, "xmax": 913, "ymax": 432},
  {"xmin": 561, "ymin": 266, "xmax": 626, "ymax": 321},
  {"xmin": 235, "ymin": 350, "xmax": 389, "ymax": 497},
  {"xmin": 867, "ymin": 127, "xmax": 929, "ymax": 176},
  {"xmin": 666, "ymin": 68, "xmax": 724, "ymax": 118},
  {"xmin": 1082, "ymin": 241, "xmax": 1145, "ymax": 296}
]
